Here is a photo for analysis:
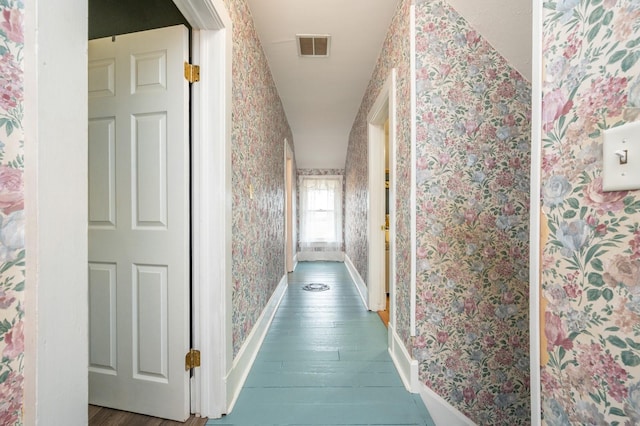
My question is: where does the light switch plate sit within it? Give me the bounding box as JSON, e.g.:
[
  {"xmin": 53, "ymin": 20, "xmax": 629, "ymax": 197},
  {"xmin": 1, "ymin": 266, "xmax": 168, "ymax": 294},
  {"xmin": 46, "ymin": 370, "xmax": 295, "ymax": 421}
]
[{"xmin": 603, "ymin": 121, "xmax": 640, "ymax": 192}]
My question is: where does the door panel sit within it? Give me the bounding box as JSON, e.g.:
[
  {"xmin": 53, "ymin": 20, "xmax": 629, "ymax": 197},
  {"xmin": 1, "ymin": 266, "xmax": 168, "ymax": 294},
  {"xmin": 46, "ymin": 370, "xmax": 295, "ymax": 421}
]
[
  {"xmin": 88, "ymin": 262, "xmax": 117, "ymax": 373},
  {"xmin": 88, "ymin": 25, "xmax": 190, "ymax": 422}
]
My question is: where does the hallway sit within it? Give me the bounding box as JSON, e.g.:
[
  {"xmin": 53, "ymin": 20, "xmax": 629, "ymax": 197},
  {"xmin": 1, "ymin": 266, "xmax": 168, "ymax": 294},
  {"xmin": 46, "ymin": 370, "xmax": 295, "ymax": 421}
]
[{"xmin": 208, "ymin": 261, "xmax": 434, "ymax": 425}]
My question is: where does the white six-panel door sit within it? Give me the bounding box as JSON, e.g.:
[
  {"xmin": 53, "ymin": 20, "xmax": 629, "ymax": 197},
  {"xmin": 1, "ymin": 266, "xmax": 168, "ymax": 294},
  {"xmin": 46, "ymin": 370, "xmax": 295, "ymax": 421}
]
[{"xmin": 88, "ymin": 25, "xmax": 191, "ymax": 421}]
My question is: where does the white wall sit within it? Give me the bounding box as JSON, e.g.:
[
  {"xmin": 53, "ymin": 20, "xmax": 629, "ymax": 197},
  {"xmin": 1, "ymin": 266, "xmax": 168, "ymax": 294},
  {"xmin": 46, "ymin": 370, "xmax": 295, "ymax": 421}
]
[{"xmin": 24, "ymin": 0, "xmax": 89, "ymax": 423}]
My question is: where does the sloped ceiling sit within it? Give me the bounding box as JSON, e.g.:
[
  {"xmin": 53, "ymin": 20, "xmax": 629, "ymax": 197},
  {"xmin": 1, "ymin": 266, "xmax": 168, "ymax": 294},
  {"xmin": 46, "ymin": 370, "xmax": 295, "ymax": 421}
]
[
  {"xmin": 446, "ymin": 0, "xmax": 532, "ymax": 81},
  {"xmin": 248, "ymin": 0, "xmax": 532, "ymax": 169},
  {"xmin": 247, "ymin": 0, "xmax": 400, "ymax": 169}
]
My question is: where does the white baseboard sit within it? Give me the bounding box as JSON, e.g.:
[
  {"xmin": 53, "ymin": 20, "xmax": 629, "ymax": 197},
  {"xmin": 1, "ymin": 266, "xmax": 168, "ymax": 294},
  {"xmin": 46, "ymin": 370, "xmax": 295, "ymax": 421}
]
[
  {"xmin": 225, "ymin": 274, "xmax": 288, "ymax": 412},
  {"xmin": 296, "ymin": 251, "xmax": 345, "ymax": 262},
  {"xmin": 419, "ymin": 383, "xmax": 476, "ymax": 426},
  {"xmin": 388, "ymin": 323, "xmax": 419, "ymax": 393},
  {"xmin": 344, "ymin": 254, "xmax": 368, "ymax": 310}
]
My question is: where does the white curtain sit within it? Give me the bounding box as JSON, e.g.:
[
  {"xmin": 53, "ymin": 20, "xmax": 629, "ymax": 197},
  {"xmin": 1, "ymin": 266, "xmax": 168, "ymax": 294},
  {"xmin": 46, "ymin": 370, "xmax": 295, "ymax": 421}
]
[{"xmin": 299, "ymin": 176, "xmax": 342, "ymax": 252}]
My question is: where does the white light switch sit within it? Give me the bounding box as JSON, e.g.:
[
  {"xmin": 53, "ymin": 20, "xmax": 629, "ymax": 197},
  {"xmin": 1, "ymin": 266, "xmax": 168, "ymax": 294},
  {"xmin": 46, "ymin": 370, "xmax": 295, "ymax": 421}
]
[{"xmin": 603, "ymin": 121, "xmax": 640, "ymax": 192}]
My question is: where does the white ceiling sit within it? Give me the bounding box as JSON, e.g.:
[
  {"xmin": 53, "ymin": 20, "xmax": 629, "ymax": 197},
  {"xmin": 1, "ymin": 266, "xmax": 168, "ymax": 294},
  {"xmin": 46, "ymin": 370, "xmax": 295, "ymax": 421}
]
[{"xmin": 247, "ymin": 0, "xmax": 532, "ymax": 170}]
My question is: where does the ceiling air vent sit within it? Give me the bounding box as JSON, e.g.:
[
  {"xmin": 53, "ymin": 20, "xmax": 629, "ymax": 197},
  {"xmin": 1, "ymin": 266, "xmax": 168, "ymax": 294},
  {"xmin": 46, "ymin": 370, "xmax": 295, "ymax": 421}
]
[{"xmin": 296, "ymin": 34, "xmax": 331, "ymax": 57}]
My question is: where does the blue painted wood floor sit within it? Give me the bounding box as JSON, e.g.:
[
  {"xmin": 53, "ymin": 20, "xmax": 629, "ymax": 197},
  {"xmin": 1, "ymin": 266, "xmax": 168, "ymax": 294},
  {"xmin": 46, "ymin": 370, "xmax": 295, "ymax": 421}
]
[{"xmin": 207, "ymin": 261, "xmax": 434, "ymax": 426}]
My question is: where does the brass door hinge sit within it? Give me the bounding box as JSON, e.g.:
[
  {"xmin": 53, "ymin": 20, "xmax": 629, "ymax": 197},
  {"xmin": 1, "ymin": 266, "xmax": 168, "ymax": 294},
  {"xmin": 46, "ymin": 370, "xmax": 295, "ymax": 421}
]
[
  {"xmin": 185, "ymin": 349, "xmax": 201, "ymax": 370},
  {"xmin": 184, "ymin": 62, "xmax": 200, "ymax": 83}
]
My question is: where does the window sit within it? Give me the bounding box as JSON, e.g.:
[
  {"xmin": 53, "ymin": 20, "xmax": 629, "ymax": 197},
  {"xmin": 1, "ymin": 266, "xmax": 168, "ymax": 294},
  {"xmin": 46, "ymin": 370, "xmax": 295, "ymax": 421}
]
[{"xmin": 299, "ymin": 176, "xmax": 342, "ymax": 245}]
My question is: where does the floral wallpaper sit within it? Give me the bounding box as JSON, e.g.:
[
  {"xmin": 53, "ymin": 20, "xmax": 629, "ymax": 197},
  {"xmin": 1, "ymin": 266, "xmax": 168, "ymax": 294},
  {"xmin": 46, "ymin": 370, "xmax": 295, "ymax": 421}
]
[
  {"xmin": 221, "ymin": 0, "xmax": 295, "ymax": 357},
  {"xmin": 0, "ymin": 1, "xmax": 24, "ymax": 425},
  {"xmin": 413, "ymin": 1, "xmax": 531, "ymax": 424},
  {"xmin": 540, "ymin": 1, "xmax": 640, "ymax": 424},
  {"xmin": 344, "ymin": 0, "xmax": 413, "ymax": 344}
]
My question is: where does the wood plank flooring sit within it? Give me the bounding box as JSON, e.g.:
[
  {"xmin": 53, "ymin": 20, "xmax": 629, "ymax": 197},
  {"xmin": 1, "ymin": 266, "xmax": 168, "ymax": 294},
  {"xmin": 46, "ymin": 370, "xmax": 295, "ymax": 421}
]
[
  {"xmin": 207, "ymin": 261, "xmax": 434, "ymax": 426},
  {"xmin": 89, "ymin": 405, "xmax": 207, "ymax": 425}
]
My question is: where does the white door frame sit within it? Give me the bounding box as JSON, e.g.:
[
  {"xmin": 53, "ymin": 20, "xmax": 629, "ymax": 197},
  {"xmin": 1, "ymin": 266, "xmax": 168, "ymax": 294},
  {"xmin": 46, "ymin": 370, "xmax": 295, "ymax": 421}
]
[
  {"xmin": 367, "ymin": 69, "xmax": 396, "ymax": 314},
  {"xmin": 284, "ymin": 140, "xmax": 295, "ymax": 273},
  {"xmin": 24, "ymin": 0, "xmax": 232, "ymax": 421},
  {"xmin": 172, "ymin": 0, "xmax": 233, "ymax": 419},
  {"xmin": 529, "ymin": 1, "xmax": 542, "ymax": 424}
]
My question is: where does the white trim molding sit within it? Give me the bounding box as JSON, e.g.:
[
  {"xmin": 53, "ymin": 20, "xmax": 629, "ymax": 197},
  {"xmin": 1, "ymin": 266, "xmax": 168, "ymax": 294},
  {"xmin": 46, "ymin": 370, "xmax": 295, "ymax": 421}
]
[
  {"xmin": 225, "ymin": 274, "xmax": 289, "ymax": 412},
  {"xmin": 419, "ymin": 383, "xmax": 476, "ymax": 426},
  {"xmin": 173, "ymin": 0, "xmax": 233, "ymax": 419},
  {"xmin": 344, "ymin": 255, "xmax": 368, "ymax": 310},
  {"xmin": 388, "ymin": 323, "xmax": 419, "ymax": 393},
  {"xmin": 24, "ymin": 0, "xmax": 89, "ymax": 423},
  {"xmin": 367, "ymin": 68, "xmax": 396, "ymax": 313},
  {"xmin": 530, "ymin": 1, "xmax": 543, "ymax": 425},
  {"xmin": 409, "ymin": 3, "xmax": 417, "ymax": 337},
  {"xmin": 297, "ymin": 251, "xmax": 345, "ymax": 262}
]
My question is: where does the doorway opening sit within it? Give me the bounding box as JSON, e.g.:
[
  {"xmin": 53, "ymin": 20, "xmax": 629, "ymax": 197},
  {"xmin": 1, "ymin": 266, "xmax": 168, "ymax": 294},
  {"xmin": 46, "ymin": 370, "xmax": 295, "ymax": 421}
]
[
  {"xmin": 87, "ymin": 0, "xmax": 233, "ymax": 421},
  {"xmin": 285, "ymin": 140, "xmax": 295, "ymax": 273},
  {"xmin": 367, "ymin": 68, "xmax": 396, "ymax": 325}
]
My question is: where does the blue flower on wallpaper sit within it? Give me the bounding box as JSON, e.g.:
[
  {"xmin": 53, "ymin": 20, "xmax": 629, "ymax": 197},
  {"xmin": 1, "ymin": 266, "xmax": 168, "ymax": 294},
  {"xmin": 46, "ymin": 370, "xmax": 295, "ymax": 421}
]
[
  {"xmin": 564, "ymin": 308, "xmax": 589, "ymax": 332},
  {"xmin": 471, "ymin": 171, "xmax": 486, "ymax": 184},
  {"xmin": 543, "ymin": 398, "xmax": 571, "ymax": 426},
  {"xmin": 624, "ymin": 382, "xmax": 640, "ymax": 422},
  {"xmin": 496, "ymin": 215, "xmax": 519, "ymax": 231},
  {"xmin": 557, "ymin": 220, "xmax": 589, "ymax": 255},
  {"xmin": 0, "ymin": 210, "xmax": 23, "ymax": 261},
  {"xmin": 629, "ymin": 78, "xmax": 640, "ymax": 107},
  {"xmin": 556, "ymin": 0, "xmax": 580, "ymax": 22},
  {"xmin": 495, "ymin": 304, "xmax": 518, "ymax": 319},
  {"xmin": 543, "ymin": 175, "xmax": 571, "ymax": 207},
  {"xmin": 496, "ymin": 126, "xmax": 512, "ymax": 140},
  {"xmin": 472, "ymin": 82, "xmax": 487, "ymax": 96},
  {"xmin": 575, "ymin": 401, "xmax": 607, "ymax": 425},
  {"xmin": 495, "ymin": 393, "xmax": 517, "ymax": 409}
]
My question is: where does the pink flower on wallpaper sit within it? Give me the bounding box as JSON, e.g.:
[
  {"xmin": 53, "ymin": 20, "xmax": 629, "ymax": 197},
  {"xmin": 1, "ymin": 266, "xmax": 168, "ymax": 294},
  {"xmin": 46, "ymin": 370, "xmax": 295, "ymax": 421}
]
[
  {"xmin": 540, "ymin": 368, "xmax": 561, "ymax": 393},
  {"xmin": 594, "ymin": 223, "xmax": 607, "ymax": 236},
  {"xmin": 436, "ymin": 241, "xmax": 449, "ymax": 254},
  {"xmin": 630, "ymin": 230, "xmax": 640, "ymax": 260},
  {"xmin": 578, "ymin": 76, "xmax": 628, "ymax": 125},
  {"xmin": 584, "ymin": 176, "xmax": 627, "ymax": 214},
  {"xmin": 464, "ymin": 120, "xmax": 480, "ymax": 135},
  {"xmin": 542, "ymin": 87, "xmax": 573, "ymax": 132},
  {"xmin": 495, "ymin": 348, "xmax": 513, "ymax": 366},
  {"xmin": 545, "ymin": 311, "xmax": 573, "ymax": 352},
  {"xmin": 0, "ymin": 370, "xmax": 23, "ymax": 426},
  {"xmin": 541, "ymin": 152, "xmax": 560, "ymax": 173},
  {"xmin": 497, "ymin": 81, "xmax": 516, "ymax": 99},
  {"xmin": 613, "ymin": 7, "xmax": 640, "ymax": 41},
  {"xmin": 0, "ymin": 289, "xmax": 15, "ymax": 309},
  {"xmin": 463, "ymin": 386, "xmax": 476, "ymax": 403},
  {"xmin": 0, "ymin": 165, "xmax": 23, "ymax": 215},
  {"xmin": 0, "ymin": 166, "xmax": 22, "ymax": 215},
  {"xmin": 563, "ymin": 282, "xmax": 582, "ymax": 299},
  {"xmin": 603, "ymin": 254, "xmax": 640, "ymax": 290},
  {"xmin": 2, "ymin": 8, "xmax": 23, "ymax": 44},
  {"xmin": 438, "ymin": 152, "xmax": 451, "ymax": 165},
  {"xmin": 463, "ymin": 209, "xmax": 478, "ymax": 224},
  {"xmin": 464, "ymin": 297, "xmax": 477, "ymax": 315},
  {"xmin": 577, "ymin": 343, "xmax": 629, "ymax": 403},
  {"xmin": 3, "ymin": 320, "xmax": 23, "ymax": 360},
  {"xmin": 436, "ymin": 331, "xmax": 449, "ymax": 344},
  {"xmin": 563, "ymin": 31, "xmax": 582, "ymax": 60},
  {"xmin": 614, "ymin": 299, "xmax": 640, "ymax": 333},
  {"xmin": 0, "ymin": 51, "xmax": 22, "ymax": 111},
  {"xmin": 466, "ymin": 30, "xmax": 480, "ymax": 46}
]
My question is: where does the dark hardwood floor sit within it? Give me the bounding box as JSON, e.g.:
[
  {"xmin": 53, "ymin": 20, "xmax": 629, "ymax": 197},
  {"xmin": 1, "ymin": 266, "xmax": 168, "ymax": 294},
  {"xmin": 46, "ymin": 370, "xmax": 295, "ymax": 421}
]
[{"xmin": 89, "ymin": 405, "xmax": 207, "ymax": 426}]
